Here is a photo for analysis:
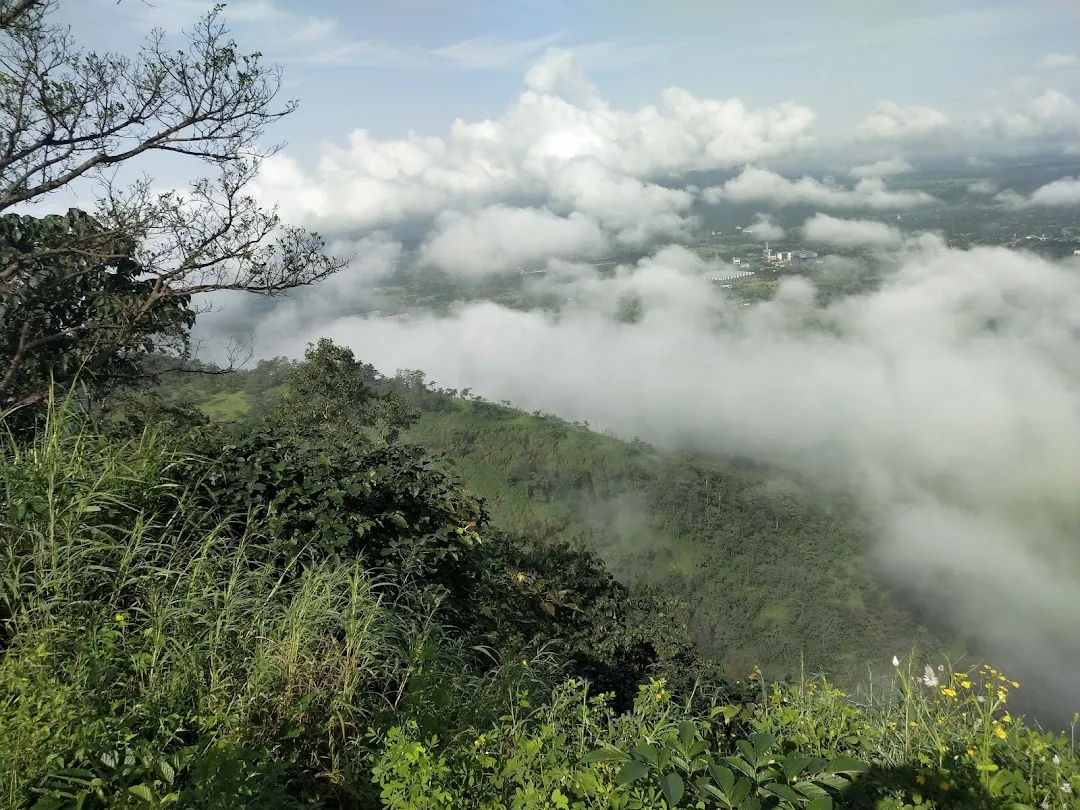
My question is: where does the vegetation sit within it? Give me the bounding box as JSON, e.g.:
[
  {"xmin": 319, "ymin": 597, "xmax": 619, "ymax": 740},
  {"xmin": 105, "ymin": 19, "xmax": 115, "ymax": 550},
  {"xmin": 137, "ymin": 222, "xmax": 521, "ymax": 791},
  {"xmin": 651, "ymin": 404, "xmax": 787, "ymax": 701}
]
[
  {"xmin": 157, "ymin": 359, "xmax": 938, "ymax": 689},
  {"xmin": 2, "ymin": 3, "xmax": 1078, "ymax": 808}
]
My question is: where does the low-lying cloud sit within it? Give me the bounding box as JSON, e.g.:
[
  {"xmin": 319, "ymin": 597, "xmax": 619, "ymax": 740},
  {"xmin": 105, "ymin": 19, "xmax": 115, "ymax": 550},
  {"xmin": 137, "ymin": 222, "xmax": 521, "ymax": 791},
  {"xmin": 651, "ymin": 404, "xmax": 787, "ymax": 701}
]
[
  {"xmin": 198, "ymin": 238, "xmax": 1080, "ymax": 723},
  {"xmin": 996, "ymin": 176, "xmax": 1080, "ymax": 209},
  {"xmin": 849, "ymin": 157, "xmax": 913, "ymax": 178},
  {"xmin": 802, "ymin": 213, "xmax": 906, "ymax": 249},
  {"xmin": 704, "ymin": 167, "xmax": 935, "ymax": 210},
  {"xmin": 419, "ymin": 205, "xmax": 609, "ymax": 276}
]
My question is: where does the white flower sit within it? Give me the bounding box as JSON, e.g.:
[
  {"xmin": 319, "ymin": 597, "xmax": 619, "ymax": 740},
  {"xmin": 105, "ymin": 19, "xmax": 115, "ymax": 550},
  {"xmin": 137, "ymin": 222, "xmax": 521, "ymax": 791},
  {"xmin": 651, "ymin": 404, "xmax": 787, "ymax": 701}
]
[
  {"xmin": 1053, "ymin": 755, "xmax": 1061, "ymax": 765},
  {"xmin": 892, "ymin": 656, "xmax": 900, "ymax": 667},
  {"xmin": 977, "ymin": 695, "xmax": 986, "ymax": 703},
  {"xmin": 920, "ymin": 665, "xmax": 939, "ymax": 687},
  {"xmin": 937, "ymin": 665, "xmax": 944, "ymax": 672},
  {"xmin": 1062, "ymin": 781, "xmax": 1072, "ymax": 795}
]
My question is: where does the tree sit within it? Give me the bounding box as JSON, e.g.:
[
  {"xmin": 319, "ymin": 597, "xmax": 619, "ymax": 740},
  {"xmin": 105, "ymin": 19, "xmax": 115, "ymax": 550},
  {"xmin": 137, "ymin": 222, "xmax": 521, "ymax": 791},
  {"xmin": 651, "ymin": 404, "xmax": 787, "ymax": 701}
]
[
  {"xmin": 0, "ymin": 1, "xmax": 348, "ymax": 415},
  {"xmin": 265, "ymin": 339, "xmax": 418, "ymax": 446}
]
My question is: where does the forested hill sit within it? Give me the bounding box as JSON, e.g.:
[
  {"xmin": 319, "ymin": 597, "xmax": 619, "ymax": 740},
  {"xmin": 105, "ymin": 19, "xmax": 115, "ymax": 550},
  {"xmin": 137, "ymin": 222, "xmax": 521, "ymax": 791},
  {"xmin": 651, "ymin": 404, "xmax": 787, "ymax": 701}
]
[{"xmin": 158, "ymin": 354, "xmax": 942, "ymax": 685}]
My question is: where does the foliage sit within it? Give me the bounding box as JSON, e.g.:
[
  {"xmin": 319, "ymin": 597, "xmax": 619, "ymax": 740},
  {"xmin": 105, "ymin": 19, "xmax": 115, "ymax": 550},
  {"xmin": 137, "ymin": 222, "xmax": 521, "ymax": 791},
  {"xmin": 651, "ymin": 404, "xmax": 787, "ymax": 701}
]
[
  {"xmin": 372, "ymin": 669, "xmax": 1080, "ymax": 809},
  {"xmin": 0, "ymin": 1, "xmax": 347, "ymax": 419},
  {"xmin": 154, "ymin": 358, "xmax": 938, "ymax": 689},
  {"xmin": 3, "ymin": 387, "xmax": 1079, "ymax": 809},
  {"xmin": 0, "ymin": 209, "xmax": 194, "ymax": 419},
  {"xmin": 265, "ymin": 338, "xmax": 418, "ymax": 446}
]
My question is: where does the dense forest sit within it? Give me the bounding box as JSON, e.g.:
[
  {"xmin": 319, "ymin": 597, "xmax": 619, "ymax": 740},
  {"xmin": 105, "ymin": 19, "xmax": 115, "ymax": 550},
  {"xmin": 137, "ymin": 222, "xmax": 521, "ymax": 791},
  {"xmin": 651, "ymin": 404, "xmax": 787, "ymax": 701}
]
[
  {"xmin": 158, "ymin": 354, "xmax": 940, "ymax": 688},
  {"xmin": 1, "ymin": 3, "xmax": 1078, "ymax": 808}
]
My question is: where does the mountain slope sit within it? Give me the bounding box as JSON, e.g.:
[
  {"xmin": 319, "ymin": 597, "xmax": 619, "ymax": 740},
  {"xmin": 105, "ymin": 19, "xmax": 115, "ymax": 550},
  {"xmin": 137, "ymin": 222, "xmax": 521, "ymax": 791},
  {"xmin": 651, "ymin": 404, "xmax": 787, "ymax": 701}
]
[{"xmin": 156, "ymin": 364, "xmax": 941, "ymax": 684}]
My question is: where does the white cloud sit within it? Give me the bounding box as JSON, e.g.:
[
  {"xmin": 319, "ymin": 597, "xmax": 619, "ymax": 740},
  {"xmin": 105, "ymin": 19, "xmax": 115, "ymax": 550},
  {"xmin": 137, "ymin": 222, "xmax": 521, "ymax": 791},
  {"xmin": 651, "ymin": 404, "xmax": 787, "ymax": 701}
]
[
  {"xmin": 967, "ymin": 179, "xmax": 997, "ymax": 195},
  {"xmin": 548, "ymin": 161, "xmax": 696, "ymax": 245},
  {"xmin": 996, "ymin": 177, "xmax": 1080, "ymax": 208},
  {"xmin": 418, "ymin": 205, "xmax": 609, "ymax": 278},
  {"xmin": 855, "ymin": 101, "xmax": 947, "ymax": 141},
  {"xmin": 252, "ymin": 49, "xmax": 817, "ymax": 232},
  {"xmin": 704, "ymin": 167, "xmax": 935, "ymax": 210},
  {"xmin": 746, "ymin": 213, "xmax": 785, "ymax": 241},
  {"xmin": 977, "ymin": 89, "xmax": 1080, "ymax": 143},
  {"xmin": 849, "ymin": 157, "xmax": 913, "ymax": 178},
  {"xmin": 1040, "ymin": 53, "xmax": 1080, "ymax": 69},
  {"xmin": 801, "ymin": 213, "xmax": 906, "ymax": 249}
]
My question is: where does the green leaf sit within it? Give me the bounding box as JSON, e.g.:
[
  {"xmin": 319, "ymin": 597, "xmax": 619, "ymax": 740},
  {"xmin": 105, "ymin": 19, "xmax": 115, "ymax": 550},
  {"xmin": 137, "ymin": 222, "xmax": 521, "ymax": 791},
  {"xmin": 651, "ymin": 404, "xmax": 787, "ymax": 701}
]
[
  {"xmin": 807, "ymin": 797, "xmax": 834, "ymax": 810},
  {"xmin": 750, "ymin": 733, "xmax": 776, "ymax": 760},
  {"xmin": 678, "ymin": 720, "xmax": 697, "ymax": 748},
  {"xmin": 763, "ymin": 783, "xmax": 801, "ymax": 803},
  {"xmin": 695, "ymin": 779, "xmax": 730, "ymax": 804},
  {"xmin": 730, "ymin": 777, "xmax": 753, "ymax": 805},
  {"xmin": 390, "ymin": 513, "xmax": 408, "ymax": 528},
  {"xmin": 615, "ymin": 759, "xmax": 650, "ymax": 786},
  {"xmin": 581, "ymin": 747, "xmax": 631, "ymax": 764},
  {"xmin": 632, "ymin": 741, "xmax": 660, "ymax": 767},
  {"xmin": 660, "ymin": 772, "xmax": 685, "ymax": 806},
  {"xmin": 823, "ymin": 755, "xmax": 868, "ymax": 775},
  {"xmin": 708, "ymin": 764, "xmax": 735, "ymax": 795},
  {"xmin": 128, "ymin": 785, "xmax": 155, "ymax": 804},
  {"xmin": 782, "ymin": 754, "xmax": 813, "ymax": 780}
]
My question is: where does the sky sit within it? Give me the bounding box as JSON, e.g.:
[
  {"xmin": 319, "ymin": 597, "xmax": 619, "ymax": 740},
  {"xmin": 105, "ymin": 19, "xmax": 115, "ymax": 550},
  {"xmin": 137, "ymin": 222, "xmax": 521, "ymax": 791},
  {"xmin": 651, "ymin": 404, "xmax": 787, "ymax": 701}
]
[{"xmin": 74, "ymin": 0, "xmax": 1080, "ymax": 151}]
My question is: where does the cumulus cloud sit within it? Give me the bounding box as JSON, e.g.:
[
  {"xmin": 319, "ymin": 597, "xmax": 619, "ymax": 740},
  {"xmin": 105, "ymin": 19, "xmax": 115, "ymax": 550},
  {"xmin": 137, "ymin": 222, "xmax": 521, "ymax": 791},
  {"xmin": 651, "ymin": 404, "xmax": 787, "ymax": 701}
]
[
  {"xmin": 995, "ymin": 177, "xmax": 1080, "ymax": 208},
  {"xmin": 547, "ymin": 160, "xmax": 697, "ymax": 245},
  {"xmin": 978, "ymin": 89, "xmax": 1080, "ymax": 143},
  {"xmin": 855, "ymin": 101, "xmax": 947, "ymax": 141},
  {"xmin": 746, "ymin": 213, "xmax": 785, "ymax": 241},
  {"xmin": 801, "ymin": 213, "xmax": 906, "ymax": 249},
  {"xmin": 250, "ymin": 49, "xmax": 817, "ymax": 234},
  {"xmin": 418, "ymin": 205, "xmax": 609, "ymax": 277},
  {"xmin": 704, "ymin": 167, "xmax": 935, "ymax": 210},
  {"xmin": 967, "ymin": 179, "xmax": 997, "ymax": 195},
  {"xmin": 849, "ymin": 157, "xmax": 912, "ymax": 178}
]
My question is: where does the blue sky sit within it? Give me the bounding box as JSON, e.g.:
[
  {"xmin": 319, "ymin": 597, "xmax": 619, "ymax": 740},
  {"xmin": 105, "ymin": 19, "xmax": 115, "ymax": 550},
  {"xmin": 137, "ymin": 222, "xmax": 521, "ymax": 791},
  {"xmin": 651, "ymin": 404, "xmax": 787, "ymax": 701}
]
[
  {"xmin": 76, "ymin": 0, "xmax": 1080, "ymax": 153},
  {"xmin": 41, "ymin": 0, "xmax": 1079, "ymax": 246}
]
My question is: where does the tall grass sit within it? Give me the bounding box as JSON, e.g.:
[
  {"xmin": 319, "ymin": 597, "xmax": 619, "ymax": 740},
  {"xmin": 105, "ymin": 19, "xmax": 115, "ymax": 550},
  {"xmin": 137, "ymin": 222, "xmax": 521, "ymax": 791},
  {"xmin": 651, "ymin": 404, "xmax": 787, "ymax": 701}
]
[{"xmin": 0, "ymin": 400, "xmax": 437, "ymax": 806}]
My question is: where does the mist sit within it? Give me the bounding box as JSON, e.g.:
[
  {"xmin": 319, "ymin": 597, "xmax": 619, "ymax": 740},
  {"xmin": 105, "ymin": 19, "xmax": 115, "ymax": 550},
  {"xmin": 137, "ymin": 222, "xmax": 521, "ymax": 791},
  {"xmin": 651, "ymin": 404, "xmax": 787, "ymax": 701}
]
[{"xmin": 198, "ymin": 231, "xmax": 1080, "ymax": 724}]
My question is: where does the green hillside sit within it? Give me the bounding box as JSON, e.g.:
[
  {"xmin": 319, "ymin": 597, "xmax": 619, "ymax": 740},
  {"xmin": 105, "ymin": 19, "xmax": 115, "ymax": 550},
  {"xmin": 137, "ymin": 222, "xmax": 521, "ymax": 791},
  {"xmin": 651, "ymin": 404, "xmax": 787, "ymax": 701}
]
[{"xmin": 157, "ymin": 361, "xmax": 939, "ymax": 686}]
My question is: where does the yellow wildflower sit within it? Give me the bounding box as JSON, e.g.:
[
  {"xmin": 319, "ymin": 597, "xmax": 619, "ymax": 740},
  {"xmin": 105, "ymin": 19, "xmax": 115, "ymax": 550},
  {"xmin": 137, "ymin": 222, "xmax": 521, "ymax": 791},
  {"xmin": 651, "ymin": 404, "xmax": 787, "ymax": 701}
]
[
  {"xmin": 1011, "ymin": 681, "xmax": 1020, "ymax": 688},
  {"xmin": 910, "ymin": 721, "xmax": 918, "ymax": 728},
  {"xmin": 960, "ymin": 680, "xmax": 972, "ymax": 689},
  {"xmin": 967, "ymin": 748, "xmax": 976, "ymax": 757},
  {"xmin": 994, "ymin": 726, "xmax": 1008, "ymax": 740},
  {"xmin": 939, "ymin": 782, "xmax": 951, "ymax": 791},
  {"xmin": 655, "ymin": 691, "xmax": 665, "ymax": 701},
  {"xmin": 916, "ymin": 775, "xmax": 926, "ymax": 785},
  {"xmin": 114, "ymin": 613, "xmax": 126, "ymax": 623},
  {"xmin": 941, "ymin": 687, "xmax": 957, "ymax": 698},
  {"xmin": 888, "ymin": 722, "xmax": 897, "ymax": 730},
  {"xmin": 1001, "ymin": 714, "xmax": 1012, "ymax": 723}
]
